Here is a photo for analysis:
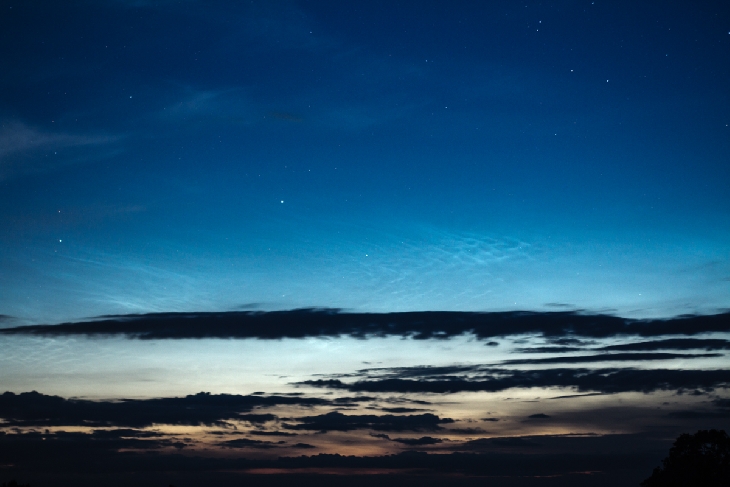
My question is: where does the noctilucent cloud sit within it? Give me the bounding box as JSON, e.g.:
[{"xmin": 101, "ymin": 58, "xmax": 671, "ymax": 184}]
[{"xmin": 1, "ymin": 1, "xmax": 729, "ymax": 486}]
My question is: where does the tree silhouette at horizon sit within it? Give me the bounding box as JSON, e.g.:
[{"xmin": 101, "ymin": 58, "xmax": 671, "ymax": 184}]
[{"xmin": 641, "ymin": 429, "xmax": 730, "ymax": 486}]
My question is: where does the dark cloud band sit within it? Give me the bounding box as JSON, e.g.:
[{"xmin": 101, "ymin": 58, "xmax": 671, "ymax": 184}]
[
  {"xmin": 2, "ymin": 309, "xmax": 728, "ymax": 340},
  {"xmin": 501, "ymin": 352, "xmax": 722, "ymax": 365},
  {"xmin": 302, "ymin": 367, "xmax": 730, "ymax": 395},
  {"xmin": 0, "ymin": 391, "xmax": 332, "ymax": 428},
  {"xmin": 282, "ymin": 411, "xmax": 454, "ymax": 432}
]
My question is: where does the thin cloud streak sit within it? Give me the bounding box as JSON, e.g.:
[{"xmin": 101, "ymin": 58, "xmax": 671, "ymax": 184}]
[
  {"xmin": 0, "ymin": 120, "xmax": 121, "ymax": 180},
  {"xmin": 302, "ymin": 367, "xmax": 730, "ymax": 395}
]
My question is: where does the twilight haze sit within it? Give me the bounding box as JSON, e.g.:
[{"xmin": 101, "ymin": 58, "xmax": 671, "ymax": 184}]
[{"xmin": 0, "ymin": 1, "xmax": 729, "ymax": 486}]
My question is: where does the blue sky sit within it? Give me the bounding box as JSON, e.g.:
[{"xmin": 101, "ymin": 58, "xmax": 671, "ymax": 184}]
[{"xmin": 1, "ymin": 0, "xmax": 729, "ymax": 324}]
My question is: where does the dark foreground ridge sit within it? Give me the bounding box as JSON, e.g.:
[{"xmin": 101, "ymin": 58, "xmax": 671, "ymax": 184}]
[
  {"xmin": 1, "ymin": 431, "xmax": 725, "ymax": 487},
  {"xmin": 1, "ymin": 309, "xmax": 729, "ymax": 340}
]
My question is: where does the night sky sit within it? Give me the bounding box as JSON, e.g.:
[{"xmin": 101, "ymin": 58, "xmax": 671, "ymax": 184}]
[{"xmin": 1, "ymin": 1, "xmax": 729, "ymax": 486}]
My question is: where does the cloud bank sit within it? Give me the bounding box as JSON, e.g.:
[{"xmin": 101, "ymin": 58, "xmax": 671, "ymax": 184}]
[{"xmin": 2, "ymin": 309, "xmax": 728, "ymax": 340}]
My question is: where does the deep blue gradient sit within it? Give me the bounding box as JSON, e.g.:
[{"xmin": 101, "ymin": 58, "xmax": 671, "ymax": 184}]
[{"xmin": 1, "ymin": 0, "xmax": 729, "ymax": 324}]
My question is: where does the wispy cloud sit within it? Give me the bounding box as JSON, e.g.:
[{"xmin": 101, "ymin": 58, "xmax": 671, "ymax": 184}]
[
  {"xmin": 158, "ymin": 88, "xmax": 258, "ymax": 124},
  {"xmin": 0, "ymin": 121, "xmax": 117, "ymax": 159},
  {"xmin": 0, "ymin": 121, "xmax": 121, "ymax": 179}
]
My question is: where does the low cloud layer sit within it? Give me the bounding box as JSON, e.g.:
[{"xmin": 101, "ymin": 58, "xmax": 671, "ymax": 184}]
[
  {"xmin": 282, "ymin": 411, "xmax": 454, "ymax": 432},
  {"xmin": 302, "ymin": 367, "xmax": 730, "ymax": 395},
  {"xmin": 501, "ymin": 352, "xmax": 722, "ymax": 365},
  {"xmin": 2, "ymin": 309, "xmax": 729, "ymax": 340},
  {"xmin": 0, "ymin": 391, "xmax": 334, "ymax": 428},
  {"xmin": 1, "ymin": 390, "xmax": 726, "ymax": 486},
  {"xmin": 517, "ymin": 338, "xmax": 730, "ymax": 354}
]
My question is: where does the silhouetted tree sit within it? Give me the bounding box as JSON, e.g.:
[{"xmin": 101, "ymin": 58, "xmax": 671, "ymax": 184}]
[{"xmin": 641, "ymin": 429, "xmax": 730, "ymax": 486}]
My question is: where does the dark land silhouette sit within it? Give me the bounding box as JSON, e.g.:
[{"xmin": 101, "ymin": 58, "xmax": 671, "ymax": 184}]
[{"xmin": 641, "ymin": 429, "xmax": 730, "ymax": 486}]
